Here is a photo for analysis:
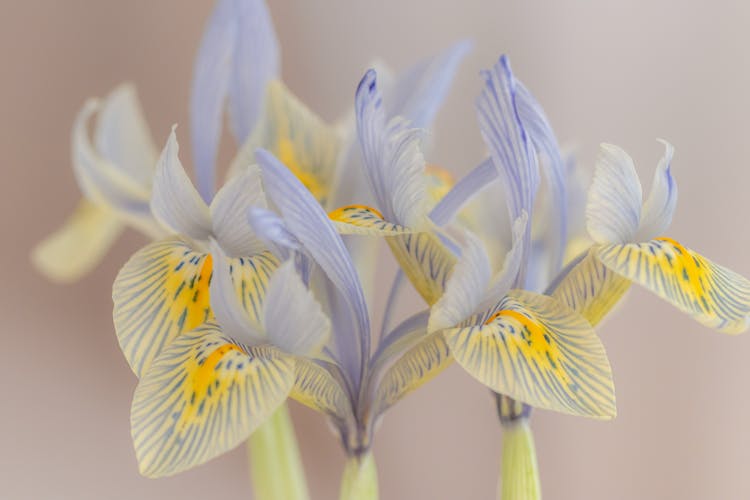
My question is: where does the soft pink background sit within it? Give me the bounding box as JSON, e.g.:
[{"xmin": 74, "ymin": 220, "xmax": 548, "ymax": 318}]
[{"xmin": 3, "ymin": 1, "xmax": 750, "ymax": 498}]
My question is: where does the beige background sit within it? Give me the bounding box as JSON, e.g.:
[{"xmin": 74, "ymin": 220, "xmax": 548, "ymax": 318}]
[{"xmin": 3, "ymin": 1, "xmax": 750, "ymax": 498}]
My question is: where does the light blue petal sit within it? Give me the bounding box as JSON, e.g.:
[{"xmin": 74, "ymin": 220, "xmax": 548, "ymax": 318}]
[
  {"xmin": 516, "ymin": 81, "xmax": 567, "ymax": 274},
  {"xmin": 189, "ymin": 0, "xmax": 234, "ymax": 203},
  {"xmin": 263, "ymin": 261, "xmax": 331, "ymax": 356},
  {"xmin": 384, "ymin": 40, "xmax": 472, "ymax": 128},
  {"xmin": 636, "ymin": 140, "xmax": 677, "ymax": 241},
  {"xmin": 256, "ymin": 148, "xmax": 371, "ymax": 382},
  {"xmin": 209, "ymin": 165, "xmax": 267, "ymax": 257},
  {"xmin": 149, "ymin": 128, "xmax": 212, "ymax": 240},
  {"xmin": 586, "ymin": 143, "xmax": 643, "ymax": 244},
  {"xmin": 208, "ymin": 240, "xmax": 266, "ymax": 345},
  {"xmin": 227, "ymin": 0, "xmax": 279, "ymax": 144},
  {"xmin": 355, "ymin": 70, "xmax": 428, "ymax": 228},
  {"xmin": 247, "ymin": 206, "xmax": 300, "ymax": 254},
  {"xmin": 429, "ymin": 157, "xmax": 497, "ymax": 227},
  {"xmin": 476, "ymin": 55, "xmax": 539, "ymax": 283}
]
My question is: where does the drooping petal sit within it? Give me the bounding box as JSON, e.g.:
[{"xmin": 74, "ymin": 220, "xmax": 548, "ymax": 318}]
[
  {"xmin": 549, "ymin": 249, "xmax": 631, "ymax": 326},
  {"xmin": 355, "ymin": 70, "xmax": 429, "ymax": 228},
  {"xmin": 290, "ymin": 357, "xmax": 353, "ymax": 425},
  {"xmin": 428, "ymin": 233, "xmax": 491, "ymax": 333},
  {"xmin": 113, "ymin": 239, "xmax": 214, "ymax": 377},
  {"xmin": 209, "ymin": 165, "xmax": 268, "ymax": 257},
  {"xmin": 372, "ymin": 332, "xmax": 451, "ymax": 415},
  {"xmin": 32, "ymin": 200, "xmax": 123, "ymax": 283},
  {"xmin": 443, "ymin": 290, "xmax": 616, "ymax": 418},
  {"xmin": 476, "ymin": 55, "xmax": 539, "ymax": 276},
  {"xmin": 94, "ymin": 83, "xmax": 158, "ymax": 189},
  {"xmin": 229, "ymin": 80, "xmax": 340, "ymax": 204},
  {"xmin": 131, "ymin": 324, "xmax": 294, "ymax": 477},
  {"xmin": 586, "ymin": 143, "xmax": 643, "ymax": 245},
  {"xmin": 328, "ymin": 205, "xmax": 412, "ymax": 236},
  {"xmin": 256, "ymin": 148, "xmax": 371, "ymax": 373},
  {"xmin": 226, "ymin": 0, "xmax": 279, "ymax": 144},
  {"xmin": 263, "ymin": 261, "xmax": 331, "ymax": 356},
  {"xmin": 72, "ymin": 99, "xmax": 152, "ymax": 216},
  {"xmin": 636, "ymin": 140, "xmax": 677, "ymax": 241},
  {"xmin": 597, "ymin": 238, "xmax": 750, "ymax": 334},
  {"xmin": 386, "ymin": 231, "xmax": 457, "ymax": 306},
  {"xmin": 384, "ymin": 40, "xmax": 472, "ymax": 129},
  {"xmin": 150, "ymin": 129, "xmax": 212, "ymax": 240}
]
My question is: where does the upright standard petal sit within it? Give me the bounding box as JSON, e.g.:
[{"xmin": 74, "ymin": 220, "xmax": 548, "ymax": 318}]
[
  {"xmin": 597, "ymin": 238, "xmax": 750, "ymax": 334},
  {"xmin": 131, "ymin": 324, "xmax": 294, "ymax": 477},
  {"xmin": 586, "ymin": 143, "xmax": 642, "ymax": 245},
  {"xmin": 113, "ymin": 238, "xmax": 214, "ymax": 377},
  {"xmin": 355, "ymin": 70, "xmax": 429, "ymax": 229},
  {"xmin": 263, "ymin": 261, "xmax": 331, "ymax": 356},
  {"xmin": 150, "ymin": 129, "xmax": 212, "ymax": 240},
  {"xmin": 636, "ymin": 140, "xmax": 677, "ymax": 241},
  {"xmin": 384, "ymin": 40, "xmax": 472, "ymax": 129},
  {"xmin": 476, "ymin": 56, "xmax": 539, "ymax": 276},
  {"xmin": 443, "ymin": 290, "xmax": 616, "ymax": 418},
  {"xmin": 209, "ymin": 165, "xmax": 268, "ymax": 257},
  {"xmin": 94, "ymin": 83, "xmax": 158, "ymax": 189},
  {"xmin": 257, "ymin": 149, "xmax": 371, "ymax": 377},
  {"xmin": 429, "ymin": 158, "xmax": 497, "ymax": 227},
  {"xmin": 32, "ymin": 200, "xmax": 123, "ymax": 283}
]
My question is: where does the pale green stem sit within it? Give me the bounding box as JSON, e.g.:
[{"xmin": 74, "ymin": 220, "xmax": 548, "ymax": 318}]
[
  {"xmin": 248, "ymin": 402, "xmax": 310, "ymax": 500},
  {"xmin": 499, "ymin": 419, "xmax": 541, "ymax": 500},
  {"xmin": 339, "ymin": 453, "xmax": 379, "ymax": 500}
]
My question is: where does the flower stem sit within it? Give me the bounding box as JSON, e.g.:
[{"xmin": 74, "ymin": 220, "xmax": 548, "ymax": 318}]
[
  {"xmin": 499, "ymin": 419, "xmax": 541, "ymax": 500},
  {"xmin": 248, "ymin": 402, "xmax": 310, "ymax": 500},
  {"xmin": 339, "ymin": 452, "xmax": 379, "ymax": 500}
]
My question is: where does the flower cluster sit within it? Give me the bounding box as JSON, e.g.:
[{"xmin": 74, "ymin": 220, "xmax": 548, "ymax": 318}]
[{"xmin": 33, "ymin": 0, "xmax": 750, "ymax": 498}]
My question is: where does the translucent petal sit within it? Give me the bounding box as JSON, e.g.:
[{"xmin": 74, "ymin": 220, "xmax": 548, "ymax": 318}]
[
  {"xmin": 150, "ymin": 129, "xmax": 212, "ymax": 240},
  {"xmin": 94, "ymin": 83, "xmax": 158, "ymax": 189},
  {"xmin": 131, "ymin": 324, "xmax": 294, "ymax": 477},
  {"xmin": 443, "ymin": 290, "xmax": 616, "ymax": 418},
  {"xmin": 597, "ymin": 238, "xmax": 750, "ymax": 334},
  {"xmin": 264, "ymin": 261, "xmax": 331, "ymax": 356},
  {"xmin": 209, "ymin": 165, "xmax": 267, "ymax": 257},
  {"xmin": 586, "ymin": 143, "xmax": 642, "ymax": 244},
  {"xmin": 328, "ymin": 205, "xmax": 412, "ymax": 236},
  {"xmin": 550, "ymin": 249, "xmax": 631, "ymax": 327},
  {"xmin": 32, "ymin": 199, "xmax": 123, "ymax": 283},
  {"xmin": 636, "ymin": 140, "xmax": 677, "ymax": 241}
]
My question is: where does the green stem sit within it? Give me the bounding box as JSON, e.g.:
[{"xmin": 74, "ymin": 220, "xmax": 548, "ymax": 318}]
[
  {"xmin": 339, "ymin": 453, "xmax": 379, "ymax": 500},
  {"xmin": 248, "ymin": 402, "xmax": 310, "ymax": 500},
  {"xmin": 499, "ymin": 419, "xmax": 541, "ymax": 500}
]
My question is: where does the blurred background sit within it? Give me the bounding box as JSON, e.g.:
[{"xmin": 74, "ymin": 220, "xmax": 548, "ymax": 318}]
[{"xmin": 3, "ymin": 0, "xmax": 750, "ymax": 498}]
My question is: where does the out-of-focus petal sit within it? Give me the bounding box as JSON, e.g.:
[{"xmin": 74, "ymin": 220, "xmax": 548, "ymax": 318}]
[
  {"xmin": 597, "ymin": 238, "xmax": 750, "ymax": 334},
  {"xmin": 443, "ymin": 290, "xmax": 616, "ymax": 419},
  {"xmin": 32, "ymin": 199, "xmax": 123, "ymax": 283},
  {"xmin": 384, "ymin": 40, "xmax": 472, "ymax": 129},
  {"xmin": 586, "ymin": 143, "xmax": 642, "ymax": 245},
  {"xmin": 94, "ymin": 83, "xmax": 158, "ymax": 189},
  {"xmin": 429, "ymin": 158, "xmax": 497, "ymax": 227},
  {"xmin": 132, "ymin": 324, "xmax": 294, "ymax": 477},
  {"xmin": 636, "ymin": 140, "xmax": 677, "ymax": 241},
  {"xmin": 291, "ymin": 357, "xmax": 353, "ymax": 425},
  {"xmin": 263, "ymin": 261, "xmax": 331, "ymax": 356},
  {"xmin": 477, "ymin": 213, "xmax": 527, "ymax": 312},
  {"xmin": 210, "ymin": 165, "xmax": 267, "ymax": 257},
  {"xmin": 113, "ymin": 239, "xmax": 214, "ymax": 377},
  {"xmin": 150, "ymin": 128, "xmax": 212, "ymax": 240}
]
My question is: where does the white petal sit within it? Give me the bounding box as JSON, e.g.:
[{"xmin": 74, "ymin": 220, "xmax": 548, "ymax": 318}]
[
  {"xmin": 636, "ymin": 140, "xmax": 677, "ymax": 241},
  {"xmin": 586, "ymin": 143, "xmax": 642, "ymax": 244},
  {"xmin": 150, "ymin": 128, "xmax": 212, "ymax": 239}
]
